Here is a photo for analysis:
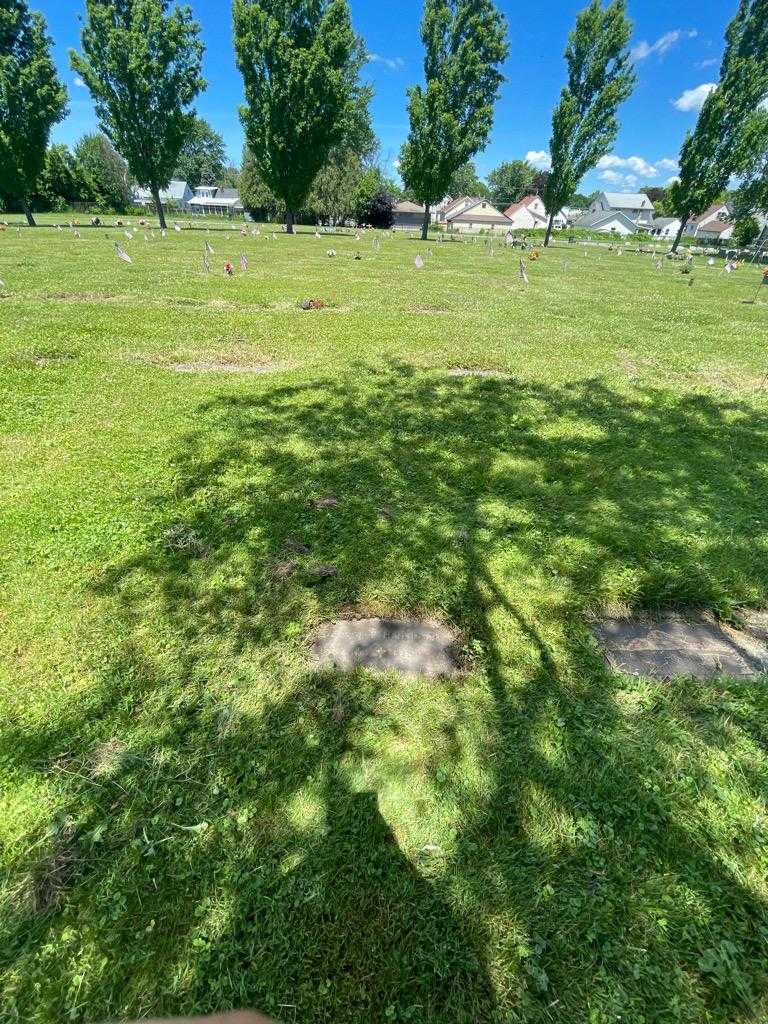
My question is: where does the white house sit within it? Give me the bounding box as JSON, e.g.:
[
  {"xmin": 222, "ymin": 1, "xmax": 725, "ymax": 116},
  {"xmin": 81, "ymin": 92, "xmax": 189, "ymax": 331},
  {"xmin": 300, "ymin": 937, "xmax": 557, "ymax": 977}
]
[
  {"xmin": 694, "ymin": 220, "xmax": 735, "ymax": 243},
  {"xmin": 649, "ymin": 216, "xmax": 682, "ymax": 240},
  {"xmin": 687, "ymin": 202, "xmax": 733, "ymax": 239},
  {"xmin": 133, "ymin": 179, "xmax": 193, "ymax": 211},
  {"xmin": 445, "ymin": 197, "xmax": 512, "ymax": 233},
  {"xmin": 502, "ymin": 194, "xmax": 548, "ymax": 229},
  {"xmin": 589, "ymin": 191, "xmax": 655, "ymax": 227},
  {"xmin": 573, "ymin": 209, "xmax": 638, "ymax": 236},
  {"xmin": 430, "ymin": 196, "xmax": 456, "ymax": 223},
  {"xmin": 188, "ymin": 186, "xmax": 244, "ymax": 216}
]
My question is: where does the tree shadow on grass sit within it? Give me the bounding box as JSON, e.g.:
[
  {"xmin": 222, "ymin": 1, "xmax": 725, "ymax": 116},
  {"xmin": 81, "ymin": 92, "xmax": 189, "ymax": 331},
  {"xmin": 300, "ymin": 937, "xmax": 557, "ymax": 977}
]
[{"xmin": 3, "ymin": 362, "xmax": 768, "ymax": 1022}]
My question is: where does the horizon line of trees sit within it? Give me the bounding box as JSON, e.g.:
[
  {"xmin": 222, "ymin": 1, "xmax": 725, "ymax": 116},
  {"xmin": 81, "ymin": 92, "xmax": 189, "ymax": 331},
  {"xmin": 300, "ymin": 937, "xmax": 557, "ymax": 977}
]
[{"xmin": 1, "ymin": 0, "xmax": 766, "ymax": 242}]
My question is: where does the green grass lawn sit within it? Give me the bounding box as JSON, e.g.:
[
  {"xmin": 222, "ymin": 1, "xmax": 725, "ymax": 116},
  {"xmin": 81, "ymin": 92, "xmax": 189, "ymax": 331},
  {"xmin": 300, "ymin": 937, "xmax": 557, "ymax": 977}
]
[{"xmin": 2, "ymin": 224, "xmax": 768, "ymax": 1024}]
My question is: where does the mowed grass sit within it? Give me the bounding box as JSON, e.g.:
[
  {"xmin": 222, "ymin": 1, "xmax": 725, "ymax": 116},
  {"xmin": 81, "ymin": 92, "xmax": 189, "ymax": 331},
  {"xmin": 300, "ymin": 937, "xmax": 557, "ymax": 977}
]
[{"xmin": 1, "ymin": 223, "xmax": 768, "ymax": 1024}]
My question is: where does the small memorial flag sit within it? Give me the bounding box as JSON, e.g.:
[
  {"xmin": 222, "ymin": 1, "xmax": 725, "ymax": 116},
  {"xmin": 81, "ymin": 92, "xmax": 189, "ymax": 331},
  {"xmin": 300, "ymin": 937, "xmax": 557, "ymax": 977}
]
[
  {"xmin": 414, "ymin": 254, "xmax": 424, "ymax": 269},
  {"xmin": 240, "ymin": 252, "xmax": 248, "ymax": 271},
  {"xmin": 519, "ymin": 258, "xmax": 529, "ymax": 285},
  {"xmin": 205, "ymin": 240, "xmax": 214, "ymax": 254},
  {"xmin": 174, "ymin": 223, "xmax": 181, "ymax": 232},
  {"xmin": 202, "ymin": 252, "xmax": 210, "ymax": 273},
  {"xmin": 115, "ymin": 243, "xmax": 132, "ymax": 264},
  {"xmin": 124, "ymin": 230, "xmax": 133, "ymax": 240},
  {"xmin": 161, "ymin": 229, "xmax": 167, "ymax": 239}
]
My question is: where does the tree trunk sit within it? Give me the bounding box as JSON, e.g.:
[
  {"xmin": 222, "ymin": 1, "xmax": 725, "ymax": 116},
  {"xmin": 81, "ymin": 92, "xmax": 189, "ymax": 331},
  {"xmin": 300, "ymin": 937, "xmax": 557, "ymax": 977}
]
[
  {"xmin": 22, "ymin": 200, "xmax": 36, "ymax": 227},
  {"xmin": 544, "ymin": 212, "xmax": 555, "ymax": 247},
  {"xmin": 151, "ymin": 185, "xmax": 167, "ymax": 230},
  {"xmin": 670, "ymin": 217, "xmax": 688, "ymax": 254},
  {"xmin": 285, "ymin": 209, "xmax": 294, "ymax": 234},
  {"xmin": 421, "ymin": 204, "xmax": 430, "ymax": 241}
]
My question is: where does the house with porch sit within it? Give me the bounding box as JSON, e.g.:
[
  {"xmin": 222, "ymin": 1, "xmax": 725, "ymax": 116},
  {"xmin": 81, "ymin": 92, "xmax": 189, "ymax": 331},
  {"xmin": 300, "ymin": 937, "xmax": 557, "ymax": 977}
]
[{"xmin": 188, "ymin": 185, "xmax": 244, "ymax": 216}]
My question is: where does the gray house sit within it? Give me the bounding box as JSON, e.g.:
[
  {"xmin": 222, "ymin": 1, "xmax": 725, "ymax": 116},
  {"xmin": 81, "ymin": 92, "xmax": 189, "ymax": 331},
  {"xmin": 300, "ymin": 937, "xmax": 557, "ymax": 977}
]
[{"xmin": 392, "ymin": 200, "xmax": 426, "ymax": 229}]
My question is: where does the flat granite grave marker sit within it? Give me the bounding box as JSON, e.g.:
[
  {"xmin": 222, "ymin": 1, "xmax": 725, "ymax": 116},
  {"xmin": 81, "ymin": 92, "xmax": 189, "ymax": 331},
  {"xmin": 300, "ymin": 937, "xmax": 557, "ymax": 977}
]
[
  {"xmin": 593, "ymin": 613, "xmax": 768, "ymax": 680},
  {"xmin": 311, "ymin": 618, "xmax": 461, "ymax": 678}
]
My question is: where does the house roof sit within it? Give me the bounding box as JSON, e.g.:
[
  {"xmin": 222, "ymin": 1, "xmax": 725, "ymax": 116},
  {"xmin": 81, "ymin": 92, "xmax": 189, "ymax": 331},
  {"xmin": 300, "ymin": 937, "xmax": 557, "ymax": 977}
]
[
  {"xmin": 442, "ymin": 195, "xmax": 483, "ymax": 216},
  {"xmin": 601, "ymin": 192, "xmax": 654, "ymax": 210},
  {"xmin": 574, "ymin": 209, "xmax": 638, "ymax": 230},
  {"xmin": 188, "ymin": 186, "xmax": 243, "ymax": 208},
  {"xmin": 393, "ymin": 200, "xmax": 425, "ymax": 214},
  {"xmin": 447, "ymin": 198, "xmax": 509, "ymax": 222},
  {"xmin": 134, "ymin": 179, "xmax": 190, "ymax": 202},
  {"xmin": 651, "ymin": 217, "xmax": 679, "ymax": 228},
  {"xmin": 502, "ymin": 195, "xmax": 543, "ymax": 217},
  {"xmin": 696, "ymin": 219, "xmax": 734, "ymax": 234}
]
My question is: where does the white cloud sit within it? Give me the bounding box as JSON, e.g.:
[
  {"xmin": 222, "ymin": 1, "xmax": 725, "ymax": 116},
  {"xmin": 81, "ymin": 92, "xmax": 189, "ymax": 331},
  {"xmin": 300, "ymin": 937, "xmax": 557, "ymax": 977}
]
[
  {"xmin": 599, "ymin": 169, "xmax": 639, "ymax": 188},
  {"xmin": 525, "ymin": 150, "xmax": 552, "ymax": 171},
  {"xmin": 673, "ymin": 82, "xmax": 717, "ymax": 112},
  {"xmin": 393, "ymin": 159, "xmax": 401, "ymax": 169},
  {"xmin": 657, "ymin": 158, "xmax": 679, "ymax": 172},
  {"xmin": 665, "ymin": 175, "xmax": 681, "ymax": 186},
  {"xmin": 367, "ymin": 53, "xmax": 405, "ymax": 72},
  {"xmin": 632, "ymin": 29, "xmax": 697, "ymax": 61},
  {"xmin": 74, "ymin": 76, "xmax": 86, "ymax": 87},
  {"xmin": 696, "ymin": 57, "xmax": 719, "ymax": 69},
  {"xmin": 597, "ymin": 154, "xmax": 658, "ymax": 178}
]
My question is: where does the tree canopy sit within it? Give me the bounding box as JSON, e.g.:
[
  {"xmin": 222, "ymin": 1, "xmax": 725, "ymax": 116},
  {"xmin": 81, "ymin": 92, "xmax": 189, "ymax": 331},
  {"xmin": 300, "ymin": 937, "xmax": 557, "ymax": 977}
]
[
  {"xmin": 74, "ymin": 133, "xmax": 133, "ymax": 212},
  {"xmin": 669, "ymin": 0, "xmax": 768, "ymax": 251},
  {"xmin": 70, "ymin": 0, "xmax": 204, "ymax": 228},
  {"xmin": 487, "ymin": 159, "xmax": 536, "ymax": 207},
  {"xmin": 0, "ymin": 0, "xmax": 68, "ymax": 224},
  {"xmin": 542, "ymin": 0, "xmax": 634, "ymax": 246},
  {"xmin": 174, "ymin": 116, "xmax": 227, "ymax": 188},
  {"xmin": 234, "ymin": 0, "xmax": 371, "ymax": 232},
  {"xmin": 399, "ymin": 0, "xmax": 508, "ymax": 238}
]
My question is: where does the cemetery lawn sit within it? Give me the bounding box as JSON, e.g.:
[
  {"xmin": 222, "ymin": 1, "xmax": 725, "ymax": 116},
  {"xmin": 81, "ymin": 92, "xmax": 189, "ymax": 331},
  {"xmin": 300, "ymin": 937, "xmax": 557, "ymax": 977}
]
[{"xmin": 2, "ymin": 223, "xmax": 768, "ymax": 1024}]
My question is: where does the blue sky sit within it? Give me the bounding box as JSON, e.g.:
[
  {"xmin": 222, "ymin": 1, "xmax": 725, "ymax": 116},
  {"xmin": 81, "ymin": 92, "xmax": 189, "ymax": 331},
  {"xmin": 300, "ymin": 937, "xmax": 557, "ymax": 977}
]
[{"xmin": 43, "ymin": 0, "xmax": 730, "ymax": 196}]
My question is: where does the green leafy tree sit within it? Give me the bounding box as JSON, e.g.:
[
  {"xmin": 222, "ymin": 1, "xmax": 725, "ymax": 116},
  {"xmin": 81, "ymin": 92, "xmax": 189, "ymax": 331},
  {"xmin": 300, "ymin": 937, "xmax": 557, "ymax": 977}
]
[
  {"xmin": 730, "ymin": 107, "xmax": 768, "ymax": 224},
  {"xmin": 355, "ymin": 166, "xmax": 397, "ymax": 226},
  {"xmin": 733, "ymin": 215, "xmax": 760, "ymax": 247},
  {"xmin": 0, "ymin": 0, "xmax": 67, "ymax": 225},
  {"xmin": 487, "ymin": 159, "xmax": 535, "ymax": 207},
  {"xmin": 74, "ymin": 133, "xmax": 133, "ymax": 212},
  {"xmin": 234, "ymin": 0, "xmax": 371, "ymax": 234},
  {"xmin": 543, "ymin": 0, "xmax": 635, "ymax": 246},
  {"xmin": 173, "ymin": 115, "xmax": 227, "ymax": 188},
  {"xmin": 238, "ymin": 144, "xmax": 284, "ymax": 222},
  {"xmin": 70, "ymin": 0, "xmax": 205, "ymax": 229},
  {"xmin": 669, "ymin": 0, "xmax": 768, "ymax": 252},
  {"xmin": 33, "ymin": 143, "xmax": 84, "ymax": 210},
  {"xmin": 447, "ymin": 160, "xmax": 490, "ymax": 200},
  {"xmin": 307, "ymin": 148, "xmax": 363, "ymax": 224},
  {"xmin": 399, "ymin": 0, "xmax": 508, "ymax": 240}
]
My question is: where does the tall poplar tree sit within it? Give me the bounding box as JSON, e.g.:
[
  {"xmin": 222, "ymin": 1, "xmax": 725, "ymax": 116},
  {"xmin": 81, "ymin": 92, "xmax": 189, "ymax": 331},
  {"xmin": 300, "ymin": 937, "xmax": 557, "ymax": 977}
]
[
  {"xmin": 399, "ymin": 0, "xmax": 508, "ymax": 241},
  {"xmin": 0, "ymin": 0, "xmax": 67, "ymax": 225},
  {"xmin": 233, "ymin": 0, "xmax": 370, "ymax": 234},
  {"xmin": 542, "ymin": 0, "xmax": 634, "ymax": 247},
  {"xmin": 669, "ymin": 0, "xmax": 768, "ymax": 252},
  {"xmin": 70, "ymin": 0, "xmax": 204, "ymax": 229}
]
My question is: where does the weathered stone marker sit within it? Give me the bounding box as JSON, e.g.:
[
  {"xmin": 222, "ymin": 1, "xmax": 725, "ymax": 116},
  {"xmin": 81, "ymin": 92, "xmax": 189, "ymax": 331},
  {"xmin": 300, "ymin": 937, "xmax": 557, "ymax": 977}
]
[
  {"xmin": 311, "ymin": 618, "xmax": 462, "ymax": 678},
  {"xmin": 593, "ymin": 613, "xmax": 768, "ymax": 680}
]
